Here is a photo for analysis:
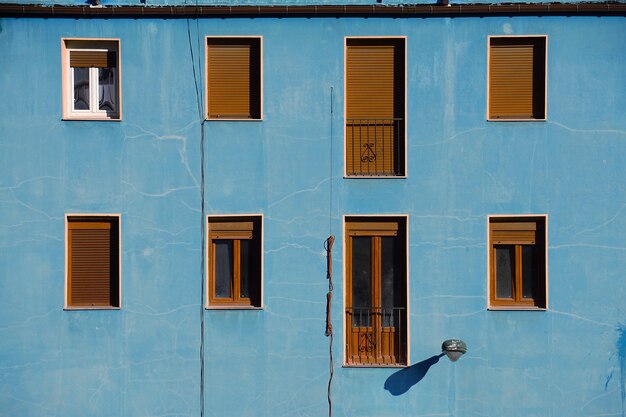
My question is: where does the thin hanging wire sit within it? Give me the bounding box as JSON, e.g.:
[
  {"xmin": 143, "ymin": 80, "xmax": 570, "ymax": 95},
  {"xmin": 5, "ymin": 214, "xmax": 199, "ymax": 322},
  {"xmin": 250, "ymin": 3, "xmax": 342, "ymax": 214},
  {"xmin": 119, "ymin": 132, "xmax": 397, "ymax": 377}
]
[
  {"xmin": 186, "ymin": 7, "xmax": 206, "ymax": 417},
  {"xmin": 329, "ymin": 86, "xmax": 333, "ymax": 236}
]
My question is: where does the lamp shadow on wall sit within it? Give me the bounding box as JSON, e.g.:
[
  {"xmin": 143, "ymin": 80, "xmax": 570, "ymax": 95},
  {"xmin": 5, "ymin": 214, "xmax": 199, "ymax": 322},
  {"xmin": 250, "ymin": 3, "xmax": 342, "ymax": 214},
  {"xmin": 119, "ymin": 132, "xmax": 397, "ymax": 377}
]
[{"xmin": 384, "ymin": 353, "xmax": 445, "ymax": 396}]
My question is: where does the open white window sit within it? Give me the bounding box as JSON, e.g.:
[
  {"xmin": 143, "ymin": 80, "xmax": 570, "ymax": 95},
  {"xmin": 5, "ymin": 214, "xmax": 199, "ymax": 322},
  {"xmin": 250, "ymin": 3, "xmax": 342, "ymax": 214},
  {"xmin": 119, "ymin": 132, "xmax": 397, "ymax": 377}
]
[{"xmin": 62, "ymin": 39, "xmax": 121, "ymax": 120}]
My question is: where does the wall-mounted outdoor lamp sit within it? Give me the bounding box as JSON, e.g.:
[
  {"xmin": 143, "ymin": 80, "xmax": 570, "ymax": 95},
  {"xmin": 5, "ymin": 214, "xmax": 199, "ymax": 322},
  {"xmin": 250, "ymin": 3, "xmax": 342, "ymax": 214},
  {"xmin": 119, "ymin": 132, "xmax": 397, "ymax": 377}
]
[{"xmin": 442, "ymin": 339, "xmax": 467, "ymax": 362}]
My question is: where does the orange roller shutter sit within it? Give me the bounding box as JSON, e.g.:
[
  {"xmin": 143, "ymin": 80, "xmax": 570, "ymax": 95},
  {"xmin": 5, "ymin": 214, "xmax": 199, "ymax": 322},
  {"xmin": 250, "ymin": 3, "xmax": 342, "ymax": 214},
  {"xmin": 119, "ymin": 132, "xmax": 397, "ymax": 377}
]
[{"xmin": 489, "ymin": 38, "xmax": 545, "ymax": 119}]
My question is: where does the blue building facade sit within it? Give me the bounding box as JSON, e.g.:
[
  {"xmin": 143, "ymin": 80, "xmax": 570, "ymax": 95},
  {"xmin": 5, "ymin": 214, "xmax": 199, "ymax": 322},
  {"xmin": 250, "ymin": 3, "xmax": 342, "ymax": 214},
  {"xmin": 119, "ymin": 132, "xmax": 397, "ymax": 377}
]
[{"xmin": 1, "ymin": 2, "xmax": 626, "ymax": 416}]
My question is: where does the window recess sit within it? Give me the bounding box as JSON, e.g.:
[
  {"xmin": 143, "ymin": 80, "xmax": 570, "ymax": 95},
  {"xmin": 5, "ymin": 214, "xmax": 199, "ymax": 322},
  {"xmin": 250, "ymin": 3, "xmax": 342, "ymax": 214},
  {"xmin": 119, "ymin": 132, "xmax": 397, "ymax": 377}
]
[
  {"xmin": 206, "ymin": 38, "xmax": 261, "ymax": 120},
  {"xmin": 488, "ymin": 36, "xmax": 547, "ymax": 120},
  {"xmin": 207, "ymin": 216, "xmax": 262, "ymax": 308},
  {"xmin": 345, "ymin": 39, "xmax": 405, "ymax": 176},
  {"xmin": 345, "ymin": 217, "xmax": 408, "ymax": 366},
  {"xmin": 489, "ymin": 217, "xmax": 547, "ymax": 309},
  {"xmin": 66, "ymin": 216, "xmax": 120, "ymax": 309}
]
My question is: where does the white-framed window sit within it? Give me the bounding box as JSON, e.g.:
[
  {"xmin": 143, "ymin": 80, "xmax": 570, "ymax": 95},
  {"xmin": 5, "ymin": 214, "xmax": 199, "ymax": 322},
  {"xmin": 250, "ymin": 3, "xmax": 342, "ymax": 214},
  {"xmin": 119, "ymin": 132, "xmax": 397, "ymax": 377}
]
[{"xmin": 62, "ymin": 39, "xmax": 121, "ymax": 120}]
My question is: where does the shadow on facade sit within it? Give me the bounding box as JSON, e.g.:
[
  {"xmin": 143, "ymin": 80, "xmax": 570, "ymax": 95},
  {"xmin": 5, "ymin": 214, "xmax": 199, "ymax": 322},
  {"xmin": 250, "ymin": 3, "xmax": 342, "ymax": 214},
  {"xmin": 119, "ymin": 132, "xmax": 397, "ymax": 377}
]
[
  {"xmin": 618, "ymin": 323, "xmax": 626, "ymax": 417},
  {"xmin": 384, "ymin": 353, "xmax": 445, "ymax": 396}
]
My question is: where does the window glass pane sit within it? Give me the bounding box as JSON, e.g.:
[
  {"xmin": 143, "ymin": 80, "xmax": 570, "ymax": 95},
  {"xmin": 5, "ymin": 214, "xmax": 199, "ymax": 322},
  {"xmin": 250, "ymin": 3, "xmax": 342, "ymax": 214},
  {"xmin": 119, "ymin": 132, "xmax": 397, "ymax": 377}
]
[
  {"xmin": 522, "ymin": 245, "xmax": 536, "ymax": 299},
  {"xmin": 214, "ymin": 240, "xmax": 233, "ymax": 298},
  {"xmin": 381, "ymin": 236, "xmax": 402, "ymax": 327},
  {"xmin": 73, "ymin": 67, "xmax": 90, "ymax": 110},
  {"xmin": 495, "ymin": 245, "xmax": 514, "ymax": 299},
  {"xmin": 239, "ymin": 239, "xmax": 251, "ymax": 299},
  {"xmin": 351, "ymin": 236, "xmax": 371, "ymax": 327},
  {"xmin": 98, "ymin": 67, "xmax": 117, "ymax": 112}
]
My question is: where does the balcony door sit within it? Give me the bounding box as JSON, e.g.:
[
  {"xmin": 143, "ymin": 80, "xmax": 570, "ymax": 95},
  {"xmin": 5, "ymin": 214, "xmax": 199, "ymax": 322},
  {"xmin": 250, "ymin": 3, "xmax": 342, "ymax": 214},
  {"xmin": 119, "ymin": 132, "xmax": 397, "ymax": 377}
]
[
  {"xmin": 345, "ymin": 218, "xmax": 407, "ymax": 365},
  {"xmin": 345, "ymin": 38, "xmax": 405, "ymax": 176}
]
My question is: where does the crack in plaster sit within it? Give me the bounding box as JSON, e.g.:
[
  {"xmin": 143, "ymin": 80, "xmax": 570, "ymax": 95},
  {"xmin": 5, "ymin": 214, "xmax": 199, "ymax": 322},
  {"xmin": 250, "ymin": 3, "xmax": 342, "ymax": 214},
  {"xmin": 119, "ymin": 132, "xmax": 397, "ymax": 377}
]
[
  {"xmin": 548, "ymin": 121, "xmax": 626, "ymax": 136},
  {"xmin": 414, "ymin": 127, "xmax": 487, "ymax": 148},
  {"xmin": 575, "ymin": 203, "xmax": 626, "ymax": 236},
  {"xmin": 122, "ymin": 121, "xmax": 200, "ymax": 188},
  {"xmin": 550, "ymin": 310, "xmax": 615, "ymax": 329},
  {"xmin": 268, "ymin": 177, "xmax": 331, "ymax": 209},
  {"xmin": 550, "ymin": 244, "xmax": 626, "ymax": 252}
]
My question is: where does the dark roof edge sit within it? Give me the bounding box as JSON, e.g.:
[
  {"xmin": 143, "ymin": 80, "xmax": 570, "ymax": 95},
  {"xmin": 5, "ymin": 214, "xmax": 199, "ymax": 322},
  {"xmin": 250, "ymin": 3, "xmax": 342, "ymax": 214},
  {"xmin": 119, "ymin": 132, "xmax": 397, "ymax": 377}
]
[{"xmin": 1, "ymin": 2, "xmax": 625, "ymax": 17}]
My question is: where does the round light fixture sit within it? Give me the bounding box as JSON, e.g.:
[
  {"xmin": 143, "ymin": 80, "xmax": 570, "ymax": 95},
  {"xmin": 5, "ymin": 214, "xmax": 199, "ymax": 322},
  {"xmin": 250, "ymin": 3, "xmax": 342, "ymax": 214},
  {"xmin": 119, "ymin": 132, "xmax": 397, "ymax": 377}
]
[{"xmin": 441, "ymin": 339, "xmax": 467, "ymax": 362}]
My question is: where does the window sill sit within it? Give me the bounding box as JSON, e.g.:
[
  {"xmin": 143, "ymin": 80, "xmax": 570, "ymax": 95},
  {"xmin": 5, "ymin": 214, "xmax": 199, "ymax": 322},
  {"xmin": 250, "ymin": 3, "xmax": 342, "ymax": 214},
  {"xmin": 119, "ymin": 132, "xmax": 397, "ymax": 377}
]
[
  {"xmin": 64, "ymin": 306, "xmax": 121, "ymax": 310},
  {"xmin": 344, "ymin": 175, "xmax": 407, "ymax": 179},
  {"xmin": 488, "ymin": 306, "xmax": 547, "ymax": 311},
  {"xmin": 487, "ymin": 118, "xmax": 546, "ymax": 122},
  {"xmin": 343, "ymin": 363, "xmax": 409, "ymax": 368},
  {"xmin": 205, "ymin": 305, "xmax": 263, "ymax": 311},
  {"xmin": 63, "ymin": 116, "xmax": 121, "ymax": 122},
  {"xmin": 206, "ymin": 117, "xmax": 263, "ymax": 122}
]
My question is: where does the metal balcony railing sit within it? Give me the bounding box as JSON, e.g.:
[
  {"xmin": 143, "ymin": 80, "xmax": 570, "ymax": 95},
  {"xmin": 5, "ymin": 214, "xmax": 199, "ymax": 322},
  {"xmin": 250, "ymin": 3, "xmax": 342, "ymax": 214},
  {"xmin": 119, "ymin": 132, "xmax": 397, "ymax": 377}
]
[
  {"xmin": 346, "ymin": 118, "xmax": 403, "ymax": 176},
  {"xmin": 345, "ymin": 306, "xmax": 407, "ymax": 365}
]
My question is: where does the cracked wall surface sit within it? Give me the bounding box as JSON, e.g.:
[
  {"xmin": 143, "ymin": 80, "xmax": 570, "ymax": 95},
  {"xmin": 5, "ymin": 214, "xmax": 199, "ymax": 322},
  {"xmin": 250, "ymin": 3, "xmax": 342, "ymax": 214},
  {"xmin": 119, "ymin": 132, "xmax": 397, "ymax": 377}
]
[{"xmin": 1, "ymin": 14, "xmax": 625, "ymax": 417}]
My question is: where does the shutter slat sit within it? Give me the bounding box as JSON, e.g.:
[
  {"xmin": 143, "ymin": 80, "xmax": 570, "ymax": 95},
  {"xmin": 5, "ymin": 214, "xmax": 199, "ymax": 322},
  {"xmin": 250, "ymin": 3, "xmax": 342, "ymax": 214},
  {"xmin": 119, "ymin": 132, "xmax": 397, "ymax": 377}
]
[{"xmin": 70, "ymin": 51, "xmax": 116, "ymax": 68}]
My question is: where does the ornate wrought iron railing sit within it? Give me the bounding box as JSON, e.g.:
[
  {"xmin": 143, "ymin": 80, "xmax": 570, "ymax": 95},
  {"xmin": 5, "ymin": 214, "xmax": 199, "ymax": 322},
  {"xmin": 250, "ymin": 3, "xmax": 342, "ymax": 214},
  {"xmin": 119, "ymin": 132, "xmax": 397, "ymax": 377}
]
[
  {"xmin": 346, "ymin": 118, "xmax": 403, "ymax": 176},
  {"xmin": 345, "ymin": 306, "xmax": 407, "ymax": 365}
]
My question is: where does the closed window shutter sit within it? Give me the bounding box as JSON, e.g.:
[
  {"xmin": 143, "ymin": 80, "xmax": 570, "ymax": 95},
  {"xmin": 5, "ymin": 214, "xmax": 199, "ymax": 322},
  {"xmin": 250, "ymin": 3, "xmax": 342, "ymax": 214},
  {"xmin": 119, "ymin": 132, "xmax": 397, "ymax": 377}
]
[
  {"xmin": 346, "ymin": 44, "xmax": 396, "ymax": 120},
  {"xmin": 346, "ymin": 40, "xmax": 404, "ymax": 175},
  {"xmin": 70, "ymin": 51, "xmax": 117, "ymax": 68},
  {"xmin": 207, "ymin": 39, "xmax": 260, "ymax": 119},
  {"xmin": 490, "ymin": 221, "xmax": 537, "ymax": 244},
  {"xmin": 209, "ymin": 221, "xmax": 254, "ymax": 240},
  {"xmin": 346, "ymin": 220, "xmax": 399, "ymax": 236},
  {"xmin": 489, "ymin": 38, "xmax": 545, "ymax": 119},
  {"xmin": 68, "ymin": 219, "xmax": 119, "ymax": 307}
]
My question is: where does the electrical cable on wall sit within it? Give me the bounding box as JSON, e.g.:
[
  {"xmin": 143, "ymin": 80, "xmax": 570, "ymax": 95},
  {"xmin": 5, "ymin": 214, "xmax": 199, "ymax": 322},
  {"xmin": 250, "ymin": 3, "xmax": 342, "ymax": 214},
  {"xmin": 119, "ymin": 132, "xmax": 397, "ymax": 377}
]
[
  {"xmin": 324, "ymin": 86, "xmax": 335, "ymax": 417},
  {"xmin": 325, "ymin": 235, "xmax": 335, "ymax": 417},
  {"xmin": 186, "ymin": 9, "xmax": 206, "ymax": 417}
]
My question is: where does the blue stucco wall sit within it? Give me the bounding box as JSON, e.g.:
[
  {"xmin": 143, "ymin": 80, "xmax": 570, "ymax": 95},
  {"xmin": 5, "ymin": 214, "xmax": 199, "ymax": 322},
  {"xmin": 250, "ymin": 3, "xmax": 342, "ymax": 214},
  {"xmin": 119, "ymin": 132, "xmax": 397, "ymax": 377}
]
[{"xmin": 1, "ymin": 14, "xmax": 625, "ymax": 417}]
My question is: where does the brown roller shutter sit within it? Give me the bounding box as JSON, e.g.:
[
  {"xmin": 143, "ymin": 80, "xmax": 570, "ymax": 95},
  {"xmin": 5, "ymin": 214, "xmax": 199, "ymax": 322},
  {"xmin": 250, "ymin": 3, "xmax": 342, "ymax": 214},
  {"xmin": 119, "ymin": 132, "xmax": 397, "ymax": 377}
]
[
  {"xmin": 490, "ymin": 221, "xmax": 537, "ymax": 244},
  {"xmin": 68, "ymin": 218, "xmax": 119, "ymax": 307},
  {"xmin": 207, "ymin": 38, "xmax": 261, "ymax": 119},
  {"xmin": 489, "ymin": 37, "xmax": 545, "ymax": 119},
  {"xmin": 346, "ymin": 39, "xmax": 404, "ymax": 176},
  {"xmin": 70, "ymin": 51, "xmax": 117, "ymax": 68},
  {"xmin": 208, "ymin": 219, "xmax": 254, "ymax": 240}
]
